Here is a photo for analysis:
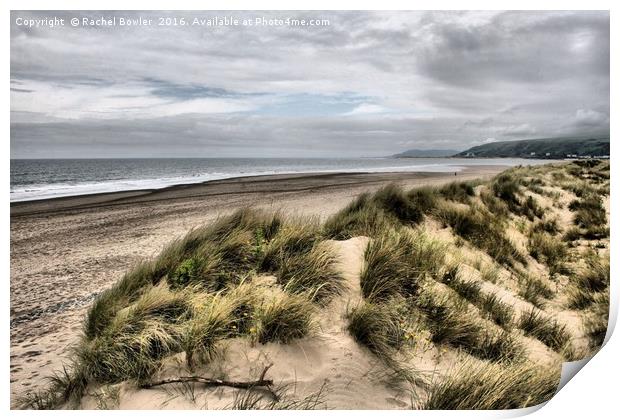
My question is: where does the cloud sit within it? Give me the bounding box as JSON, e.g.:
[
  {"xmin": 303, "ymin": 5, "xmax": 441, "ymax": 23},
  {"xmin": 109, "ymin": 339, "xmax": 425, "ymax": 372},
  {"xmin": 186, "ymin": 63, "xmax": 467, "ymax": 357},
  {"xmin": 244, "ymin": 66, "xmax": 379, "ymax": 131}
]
[
  {"xmin": 10, "ymin": 10, "xmax": 610, "ymax": 158},
  {"xmin": 343, "ymin": 103, "xmax": 387, "ymax": 116},
  {"xmin": 574, "ymin": 109, "xmax": 610, "ymax": 127}
]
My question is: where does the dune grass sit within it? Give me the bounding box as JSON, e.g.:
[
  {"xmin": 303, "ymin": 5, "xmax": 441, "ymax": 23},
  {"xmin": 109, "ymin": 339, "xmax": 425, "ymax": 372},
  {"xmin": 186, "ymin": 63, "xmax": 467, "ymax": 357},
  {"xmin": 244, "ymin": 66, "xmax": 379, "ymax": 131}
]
[
  {"xmin": 322, "ymin": 192, "xmax": 398, "ymax": 240},
  {"xmin": 423, "ymin": 360, "xmax": 560, "ymax": 409},
  {"xmin": 531, "ymin": 218, "xmax": 560, "ymax": 235},
  {"xmin": 527, "ymin": 231, "xmax": 569, "ymax": 275},
  {"xmin": 438, "ymin": 181, "xmax": 477, "ymax": 203},
  {"xmin": 479, "ymin": 293, "xmax": 515, "ymax": 330},
  {"xmin": 566, "ymin": 255, "xmax": 609, "ymax": 310},
  {"xmin": 360, "ymin": 228, "xmax": 445, "ymax": 301},
  {"xmin": 516, "ymin": 272, "xmax": 555, "ymax": 308},
  {"xmin": 346, "ymin": 301, "xmax": 406, "ymax": 359},
  {"xmin": 569, "ymin": 194, "xmax": 607, "ymax": 234},
  {"xmin": 518, "ymin": 308, "xmax": 571, "ymax": 352},
  {"xmin": 252, "ymin": 291, "xmax": 316, "ymax": 344},
  {"xmin": 26, "ymin": 161, "xmax": 610, "ymax": 409},
  {"xmin": 584, "ymin": 292, "xmax": 610, "ymax": 350},
  {"xmin": 435, "ymin": 203, "xmax": 526, "ymax": 268}
]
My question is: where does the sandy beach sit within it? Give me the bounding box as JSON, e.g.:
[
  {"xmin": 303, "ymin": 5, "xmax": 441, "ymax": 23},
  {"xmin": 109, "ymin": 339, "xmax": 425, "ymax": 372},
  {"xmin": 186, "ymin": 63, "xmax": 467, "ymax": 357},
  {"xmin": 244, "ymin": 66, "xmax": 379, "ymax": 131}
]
[{"xmin": 9, "ymin": 166, "xmax": 507, "ymax": 406}]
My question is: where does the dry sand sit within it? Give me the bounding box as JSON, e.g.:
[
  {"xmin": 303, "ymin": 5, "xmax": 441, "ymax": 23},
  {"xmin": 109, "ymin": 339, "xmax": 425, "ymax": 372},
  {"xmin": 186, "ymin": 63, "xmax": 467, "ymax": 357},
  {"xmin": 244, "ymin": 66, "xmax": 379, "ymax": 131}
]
[{"xmin": 9, "ymin": 166, "xmax": 508, "ymax": 407}]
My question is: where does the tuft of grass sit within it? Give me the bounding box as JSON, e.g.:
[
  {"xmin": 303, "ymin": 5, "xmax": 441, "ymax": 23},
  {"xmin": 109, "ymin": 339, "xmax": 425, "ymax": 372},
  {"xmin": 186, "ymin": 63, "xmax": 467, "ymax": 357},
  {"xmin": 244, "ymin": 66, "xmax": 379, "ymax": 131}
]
[
  {"xmin": 570, "ymin": 194, "xmax": 607, "ymax": 234},
  {"xmin": 346, "ymin": 301, "xmax": 406, "ymax": 359},
  {"xmin": 440, "ymin": 265, "xmax": 483, "ymax": 304},
  {"xmin": 435, "ymin": 203, "xmax": 526, "ymax": 268},
  {"xmin": 438, "ymin": 181, "xmax": 477, "ymax": 203},
  {"xmin": 467, "ymin": 330, "xmax": 525, "ymax": 363},
  {"xmin": 372, "ymin": 184, "xmax": 425, "ymax": 225},
  {"xmin": 415, "ymin": 291, "xmax": 483, "ymax": 350},
  {"xmin": 518, "ymin": 308, "xmax": 571, "ymax": 352},
  {"xmin": 480, "ymin": 263, "xmax": 501, "ymax": 284},
  {"xmin": 360, "ymin": 229, "xmax": 445, "ymax": 301},
  {"xmin": 527, "ymin": 231, "xmax": 569, "ymax": 275},
  {"xmin": 566, "ymin": 256, "xmax": 609, "ymax": 310},
  {"xmin": 562, "ymin": 226, "xmax": 582, "ymax": 242},
  {"xmin": 423, "ymin": 360, "xmax": 560, "ymax": 409},
  {"xmin": 323, "ymin": 193, "xmax": 397, "ymax": 240},
  {"xmin": 516, "ymin": 273, "xmax": 555, "ymax": 308},
  {"xmin": 80, "ymin": 284, "xmax": 190, "ymax": 381},
  {"xmin": 406, "ymin": 186, "xmax": 438, "ymax": 214},
  {"xmin": 584, "ymin": 291, "xmax": 609, "ymax": 350},
  {"xmin": 492, "ymin": 174, "xmax": 522, "ymax": 210},
  {"xmin": 231, "ymin": 381, "xmax": 327, "ymax": 409},
  {"xmin": 276, "ymin": 243, "xmax": 345, "ymax": 304},
  {"xmin": 520, "ymin": 196, "xmax": 544, "ymax": 221},
  {"xmin": 479, "ymin": 293, "xmax": 515, "ymax": 330},
  {"xmin": 480, "ymin": 189, "xmax": 509, "ymax": 217},
  {"xmin": 19, "ymin": 366, "xmax": 88, "ymax": 409},
  {"xmin": 532, "ymin": 218, "xmax": 560, "ymax": 235},
  {"xmin": 258, "ymin": 220, "xmax": 320, "ymax": 272},
  {"xmin": 252, "ymin": 291, "xmax": 315, "ymax": 345}
]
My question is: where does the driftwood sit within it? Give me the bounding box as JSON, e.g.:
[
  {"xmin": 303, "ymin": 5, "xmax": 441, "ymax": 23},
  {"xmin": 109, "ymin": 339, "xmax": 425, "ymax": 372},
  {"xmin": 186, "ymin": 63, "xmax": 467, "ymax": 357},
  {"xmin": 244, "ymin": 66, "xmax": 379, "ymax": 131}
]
[{"xmin": 142, "ymin": 363, "xmax": 274, "ymax": 392}]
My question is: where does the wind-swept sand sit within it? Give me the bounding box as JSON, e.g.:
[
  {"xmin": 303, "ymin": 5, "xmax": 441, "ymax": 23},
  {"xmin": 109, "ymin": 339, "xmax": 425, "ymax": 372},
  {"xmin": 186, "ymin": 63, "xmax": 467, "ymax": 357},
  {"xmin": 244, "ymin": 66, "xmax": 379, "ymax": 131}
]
[{"xmin": 10, "ymin": 167, "xmax": 508, "ymax": 407}]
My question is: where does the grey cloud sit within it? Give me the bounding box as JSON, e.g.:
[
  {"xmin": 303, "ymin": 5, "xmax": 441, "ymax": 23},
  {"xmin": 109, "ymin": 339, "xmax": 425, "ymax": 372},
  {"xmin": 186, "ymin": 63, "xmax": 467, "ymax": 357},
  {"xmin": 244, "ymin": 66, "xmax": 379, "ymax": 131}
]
[{"xmin": 10, "ymin": 10, "xmax": 610, "ymax": 158}]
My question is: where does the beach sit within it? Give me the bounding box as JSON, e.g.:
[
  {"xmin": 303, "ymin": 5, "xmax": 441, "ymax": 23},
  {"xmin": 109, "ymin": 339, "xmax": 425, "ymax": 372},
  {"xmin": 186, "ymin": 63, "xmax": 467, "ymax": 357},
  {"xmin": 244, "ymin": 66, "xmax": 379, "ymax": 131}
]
[{"xmin": 9, "ymin": 166, "xmax": 507, "ymax": 406}]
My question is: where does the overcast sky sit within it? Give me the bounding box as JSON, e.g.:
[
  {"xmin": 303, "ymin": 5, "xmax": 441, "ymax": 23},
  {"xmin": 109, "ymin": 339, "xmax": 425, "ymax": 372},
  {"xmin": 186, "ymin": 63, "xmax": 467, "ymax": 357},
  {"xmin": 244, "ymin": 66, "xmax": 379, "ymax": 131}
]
[{"xmin": 10, "ymin": 10, "xmax": 610, "ymax": 158}]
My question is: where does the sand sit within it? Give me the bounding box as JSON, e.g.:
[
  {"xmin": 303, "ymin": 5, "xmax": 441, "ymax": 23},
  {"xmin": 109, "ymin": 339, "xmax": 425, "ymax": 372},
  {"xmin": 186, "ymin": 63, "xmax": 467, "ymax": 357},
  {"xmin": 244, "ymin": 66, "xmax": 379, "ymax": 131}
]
[{"xmin": 9, "ymin": 166, "xmax": 510, "ymax": 407}]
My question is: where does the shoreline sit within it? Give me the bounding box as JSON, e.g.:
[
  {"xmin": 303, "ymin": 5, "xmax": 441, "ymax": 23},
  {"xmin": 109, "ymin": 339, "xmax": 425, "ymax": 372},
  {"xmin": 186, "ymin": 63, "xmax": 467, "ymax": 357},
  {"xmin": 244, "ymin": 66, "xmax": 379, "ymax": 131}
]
[{"xmin": 11, "ymin": 167, "xmax": 505, "ymax": 217}]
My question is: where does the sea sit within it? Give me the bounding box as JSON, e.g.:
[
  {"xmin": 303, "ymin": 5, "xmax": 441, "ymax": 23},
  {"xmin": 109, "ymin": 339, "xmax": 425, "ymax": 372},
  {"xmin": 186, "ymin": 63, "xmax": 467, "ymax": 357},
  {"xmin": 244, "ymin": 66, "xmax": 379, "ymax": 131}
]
[{"xmin": 10, "ymin": 157, "xmax": 555, "ymax": 202}]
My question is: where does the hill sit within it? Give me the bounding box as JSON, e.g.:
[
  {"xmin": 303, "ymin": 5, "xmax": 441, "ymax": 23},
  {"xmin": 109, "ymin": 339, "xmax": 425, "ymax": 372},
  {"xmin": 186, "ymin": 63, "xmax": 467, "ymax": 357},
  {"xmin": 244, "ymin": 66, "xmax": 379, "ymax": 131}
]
[
  {"xmin": 456, "ymin": 137, "xmax": 609, "ymax": 159},
  {"xmin": 393, "ymin": 149, "xmax": 461, "ymax": 158}
]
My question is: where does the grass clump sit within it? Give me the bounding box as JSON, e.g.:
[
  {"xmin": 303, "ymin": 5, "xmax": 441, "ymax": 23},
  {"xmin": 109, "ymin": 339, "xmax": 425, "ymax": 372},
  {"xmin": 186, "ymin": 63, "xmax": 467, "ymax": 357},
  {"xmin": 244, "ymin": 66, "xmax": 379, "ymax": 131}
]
[
  {"xmin": 438, "ymin": 181, "xmax": 477, "ymax": 203},
  {"xmin": 518, "ymin": 308, "xmax": 571, "ymax": 352},
  {"xmin": 19, "ymin": 366, "xmax": 88, "ymax": 409},
  {"xmin": 584, "ymin": 292, "xmax": 609, "ymax": 350},
  {"xmin": 532, "ymin": 218, "xmax": 560, "ymax": 235},
  {"xmin": 440, "ymin": 264, "xmax": 482, "ymax": 304},
  {"xmin": 324, "ymin": 184, "xmax": 440, "ymax": 239},
  {"xmin": 416, "ymin": 291, "xmax": 483, "ymax": 351},
  {"xmin": 480, "ymin": 189, "xmax": 509, "ymax": 217},
  {"xmin": 423, "ymin": 360, "xmax": 560, "ymax": 409},
  {"xmin": 566, "ymin": 255, "xmax": 609, "ymax": 310},
  {"xmin": 252, "ymin": 291, "xmax": 315, "ymax": 345},
  {"xmin": 527, "ymin": 231, "xmax": 569, "ymax": 275},
  {"xmin": 79, "ymin": 284, "xmax": 190, "ymax": 381},
  {"xmin": 516, "ymin": 273, "xmax": 555, "ymax": 308},
  {"xmin": 480, "ymin": 293, "xmax": 515, "ymax": 330},
  {"xmin": 346, "ymin": 301, "xmax": 406, "ymax": 358},
  {"xmin": 570, "ymin": 194, "xmax": 607, "ymax": 234},
  {"xmin": 276, "ymin": 243, "xmax": 344, "ymax": 304},
  {"xmin": 435, "ymin": 203, "xmax": 525, "ymax": 267},
  {"xmin": 360, "ymin": 229, "xmax": 445, "ymax": 301},
  {"xmin": 372, "ymin": 184, "xmax": 426, "ymax": 225},
  {"xmin": 323, "ymin": 193, "xmax": 397, "ymax": 239}
]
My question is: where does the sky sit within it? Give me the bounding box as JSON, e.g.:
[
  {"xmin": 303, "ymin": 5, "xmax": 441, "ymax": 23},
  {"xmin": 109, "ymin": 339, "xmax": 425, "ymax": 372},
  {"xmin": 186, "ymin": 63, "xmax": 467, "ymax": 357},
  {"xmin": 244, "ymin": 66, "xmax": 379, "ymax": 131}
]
[{"xmin": 10, "ymin": 10, "xmax": 610, "ymax": 158}]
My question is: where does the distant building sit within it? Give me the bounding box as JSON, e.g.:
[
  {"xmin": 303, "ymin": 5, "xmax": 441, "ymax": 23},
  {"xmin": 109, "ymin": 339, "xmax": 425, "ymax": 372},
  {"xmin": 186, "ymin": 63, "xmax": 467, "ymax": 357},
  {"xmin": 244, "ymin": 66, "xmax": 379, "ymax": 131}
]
[
  {"xmin": 530, "ymin": 152, "xmax": 536, "ymax": 156},
  {"xmin": 545, "ymin": 152, "xmax": 551, "ymax": 157}
]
